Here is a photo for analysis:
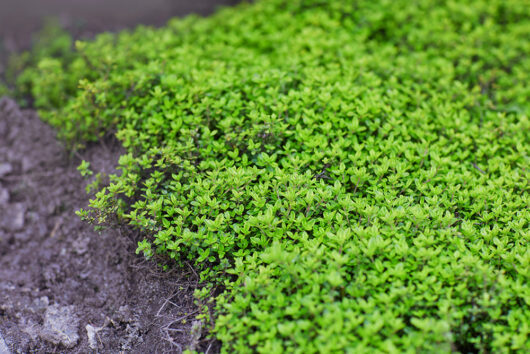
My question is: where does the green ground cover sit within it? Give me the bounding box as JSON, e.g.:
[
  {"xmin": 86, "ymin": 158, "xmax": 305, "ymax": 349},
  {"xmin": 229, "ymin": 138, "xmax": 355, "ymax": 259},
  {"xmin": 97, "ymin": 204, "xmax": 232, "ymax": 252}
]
[{"xmin": 11, "ymin": 0, "xmax": 530, "ymax": 352}]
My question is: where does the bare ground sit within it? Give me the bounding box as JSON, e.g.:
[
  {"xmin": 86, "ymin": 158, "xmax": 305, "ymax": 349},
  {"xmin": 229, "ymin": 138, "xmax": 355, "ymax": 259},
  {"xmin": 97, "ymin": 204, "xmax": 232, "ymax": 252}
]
[
  {"xmin": 0, "ymin": 0, "xmax": 240, "ymax": 53},
  {"xmin": 0, "ymin": 98, "xmax": 214, "ymax": 353}
]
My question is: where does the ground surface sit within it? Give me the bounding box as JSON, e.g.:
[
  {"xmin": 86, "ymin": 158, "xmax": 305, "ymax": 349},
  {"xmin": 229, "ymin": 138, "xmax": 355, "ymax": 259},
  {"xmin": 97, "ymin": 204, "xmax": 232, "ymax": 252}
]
[
  {"xmin": 0, "ymin": 0, "xmax": 240, "ymax": 48},
  {"xmin": 0, "ymin": 98, "xmax": 213, "ymax": 353},
  {"xmin": 0, "ymin": 0, "xmax": 239, "ymax": 79}
]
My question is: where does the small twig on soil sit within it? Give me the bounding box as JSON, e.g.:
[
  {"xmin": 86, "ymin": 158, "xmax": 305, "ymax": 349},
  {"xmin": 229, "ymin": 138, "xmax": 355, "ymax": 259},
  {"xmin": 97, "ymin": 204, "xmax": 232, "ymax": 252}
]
[
  {"xmin": 156, "ymin": 290, "xmax": 179, "ymax": 317},
  {"xmin": 166, "ymin": 310, "xmax": 199, "ymax": 327},
  {"xmin": 49, "ymin": 219, "xmax": 62, "ymax": 238},
  {"xmin": 165, "ymin": 328, "xmax": 185, "ymax": 333},
  {"xmin": 185, "ymin": 261, "xmax": 199, "ymax": 284},
  {"xmin": 166, "ymin": 300, "xmax": 179, "ymax": 309},
  {"xmin": 161, "ymin": 333, "xmax": 183, "ymax": 353}
]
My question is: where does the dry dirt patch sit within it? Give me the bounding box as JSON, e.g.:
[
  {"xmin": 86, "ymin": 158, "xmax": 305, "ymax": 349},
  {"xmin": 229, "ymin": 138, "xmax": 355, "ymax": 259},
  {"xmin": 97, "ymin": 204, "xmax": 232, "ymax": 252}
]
[{"xmin": 0, "ymin": 98, "xmax": 209, "ymax": 353}]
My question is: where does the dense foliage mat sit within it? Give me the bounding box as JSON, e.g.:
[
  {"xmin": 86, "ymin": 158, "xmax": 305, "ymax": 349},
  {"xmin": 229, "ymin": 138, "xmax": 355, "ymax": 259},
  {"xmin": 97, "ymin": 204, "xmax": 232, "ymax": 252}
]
[{"xmin": 15, "ymin": 0, "xmax": 530, "ymax": 352}]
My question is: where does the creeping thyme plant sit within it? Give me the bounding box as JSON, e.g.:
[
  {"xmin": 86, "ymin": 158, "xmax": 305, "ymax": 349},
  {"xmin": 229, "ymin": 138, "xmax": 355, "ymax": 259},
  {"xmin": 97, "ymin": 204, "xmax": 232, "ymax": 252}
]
[{"xmin": 16, "ymin": 0, "xmax": 530, "ymax": 352}]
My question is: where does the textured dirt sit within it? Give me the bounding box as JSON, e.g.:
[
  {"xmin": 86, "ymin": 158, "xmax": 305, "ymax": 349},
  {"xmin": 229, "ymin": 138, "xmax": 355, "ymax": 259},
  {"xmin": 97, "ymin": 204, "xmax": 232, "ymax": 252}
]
[{"xmin": 0, "ymin": 98, "xmax": 211, "ymax": 353}]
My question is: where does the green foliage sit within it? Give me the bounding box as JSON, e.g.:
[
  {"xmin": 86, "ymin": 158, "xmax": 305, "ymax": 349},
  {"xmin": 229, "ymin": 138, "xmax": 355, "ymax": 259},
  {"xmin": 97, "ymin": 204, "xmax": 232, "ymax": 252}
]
[
  {"xmin": 19, "ymin": 0, "xmax": 530, "ymax": 352},
  {"xmin": 1, "ymin": 19, "xmax": 75, "ymax": 104},
  {"xmin": 0, "ymin": 83, "xmax": 8, "ymax": 97},
  {"xmin": 77, "ymin": 160, "xmax": 93, "ymax": 177}
]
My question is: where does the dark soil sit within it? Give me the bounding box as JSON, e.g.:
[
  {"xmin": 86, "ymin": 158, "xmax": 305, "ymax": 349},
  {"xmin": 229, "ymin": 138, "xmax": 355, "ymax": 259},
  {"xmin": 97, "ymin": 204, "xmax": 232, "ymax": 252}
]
[
  {"xmin": 0, "ymin": 0, "xmax": 240, "ymax": 53},
  {"xmin": 0, "ymin": 98, "xmax": 211, "ymax": 353}
]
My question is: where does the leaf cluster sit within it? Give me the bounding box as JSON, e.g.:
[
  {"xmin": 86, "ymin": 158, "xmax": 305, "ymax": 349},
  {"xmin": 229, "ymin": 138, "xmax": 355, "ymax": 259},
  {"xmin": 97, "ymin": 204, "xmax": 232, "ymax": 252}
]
[{"xmin": 17, "ymin": 0, "xmax": 530, "ymax": 352}]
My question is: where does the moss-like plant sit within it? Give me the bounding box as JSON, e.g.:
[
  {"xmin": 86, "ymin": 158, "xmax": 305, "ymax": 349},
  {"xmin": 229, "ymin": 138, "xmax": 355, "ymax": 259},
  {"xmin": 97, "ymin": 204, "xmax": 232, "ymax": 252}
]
[
  {"xmin": 19, "ymin": 0, "xmax": 530, "ymax": 352},
  {"xmin": 0, "ymin": 19, "xmax": 76, "ymax": 104}
]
